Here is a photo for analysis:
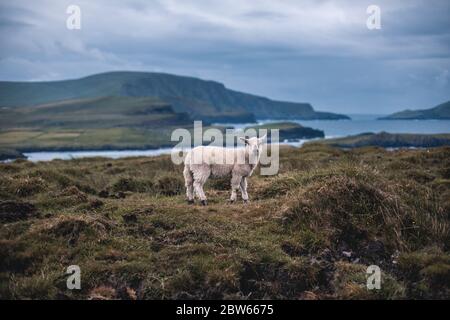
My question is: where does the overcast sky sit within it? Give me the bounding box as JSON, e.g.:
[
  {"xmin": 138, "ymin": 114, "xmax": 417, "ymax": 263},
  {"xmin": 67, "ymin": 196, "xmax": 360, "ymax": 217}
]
[{"xmin": 0, "ymin": 0, "xmax": 449, "ymax": 114}]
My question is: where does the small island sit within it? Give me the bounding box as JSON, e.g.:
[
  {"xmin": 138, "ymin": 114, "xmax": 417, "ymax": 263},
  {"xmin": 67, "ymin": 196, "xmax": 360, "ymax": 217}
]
[
  {"xmin": 246, "ymin": 122, "xmax": 325, "ymax": 141},
  {"xmin": 379, "ymin": 101, "xmax": 450, "ymax": 120},
  {"xmin": 312, "ymin": 132, "xmax": 450, "ymax": 148}
]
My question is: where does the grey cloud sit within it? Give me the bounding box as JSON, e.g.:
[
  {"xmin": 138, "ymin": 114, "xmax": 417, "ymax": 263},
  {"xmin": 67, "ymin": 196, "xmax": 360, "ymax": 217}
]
[{"xmin": 0, "ymin": 0, "xmax": 449, "ymax": 114}]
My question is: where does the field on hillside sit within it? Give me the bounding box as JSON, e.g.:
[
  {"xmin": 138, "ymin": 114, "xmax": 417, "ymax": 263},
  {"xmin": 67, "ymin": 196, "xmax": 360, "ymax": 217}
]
[
  {"xmin": 0, "ymin": 128, "xmax": 176, "ymax": 152},
  {"xmin": 0, "ymin": 125, "xmax": 230, "ymax": 153},
  {"xmin": 0, "ymin": 144, "xmax": 449, "ymax": 299}
]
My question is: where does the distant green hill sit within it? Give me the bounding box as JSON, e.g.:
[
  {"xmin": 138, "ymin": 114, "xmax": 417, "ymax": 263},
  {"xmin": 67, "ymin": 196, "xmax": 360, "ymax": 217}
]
[
  {"xmin": 0, "ymin": 71, "xmax": 348, "ymax": 122},
  {"xmin": 313, "ymin": 132, "xmax": 450, "ymax": 148},
  {"xmin": 380, "ymin": 101, "xmax": 450, "ymax": 120},
  {"xmin": 0, "ymin": 96, "xmax": 191, "ymax": 129}
]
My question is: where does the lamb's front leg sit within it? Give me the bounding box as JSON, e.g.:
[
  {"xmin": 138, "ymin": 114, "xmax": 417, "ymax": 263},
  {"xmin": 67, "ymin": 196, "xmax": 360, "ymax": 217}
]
[
  {"xmin": 194, "ymin": 180, "xmax": 208, "ymax": 205},
  {"xmin": 240, "ymin": 177, "xmax": 249, "ymax": 203},
  {"xmin": 230, "ymin": 174, "xmax": 242, "ymax": 203}
]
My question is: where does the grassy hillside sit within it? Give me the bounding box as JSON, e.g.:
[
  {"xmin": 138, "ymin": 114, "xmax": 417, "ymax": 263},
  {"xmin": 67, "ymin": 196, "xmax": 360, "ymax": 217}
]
[
  {"xmin": 313, "ymin": 132, "xmax": 450, "ymax": 148},
  {"xmin": 0, "ymin": 128, "xmax": 177, "ymax": 152},
  {"xmin": 0, "ymin": 125, "xmax": 228, "ymax": 153},
  {"xmin": 380, "ymin": 101, "xmax": 450, "ymax": 120},
  {"xmin": 1, "ymin": 144, "xmax": 449, "ymax": 299},
  {"xmin": 0, "ymin": 71, "xmax": 349, "ymax": 121},
  {"xmin": 0, "ymin": 96, "xmax": 193, "ymax": 153},
  {"xmin": 246, "ymin": 122, "xmax": 324, "ymax": 140},
  {"xmin": 0, "ymin": 96, "xmax": 191, "ymax": 130}
]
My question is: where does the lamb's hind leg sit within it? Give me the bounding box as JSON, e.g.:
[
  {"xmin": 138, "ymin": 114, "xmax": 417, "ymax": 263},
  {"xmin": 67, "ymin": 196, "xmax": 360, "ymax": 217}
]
[
  {"xmin": 230, "ymin": 174, "xmax": 242, "ymax": 203},
  {"xmin": 193, "ymin": 167, "xmax": 210, "ymax": 205},
  {"xmin": 183, "ymin": 166, "xmax": 194, "ymax": 204},
  {"xmin": 240, "ymin": 177, "xmax": 249, "ymax": 203}
]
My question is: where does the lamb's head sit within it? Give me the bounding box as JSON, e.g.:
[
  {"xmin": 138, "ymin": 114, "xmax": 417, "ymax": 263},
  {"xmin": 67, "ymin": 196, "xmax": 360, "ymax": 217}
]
[{"xmin": 240, "ymin": 135, "xmax": 266, "ymax": 165}]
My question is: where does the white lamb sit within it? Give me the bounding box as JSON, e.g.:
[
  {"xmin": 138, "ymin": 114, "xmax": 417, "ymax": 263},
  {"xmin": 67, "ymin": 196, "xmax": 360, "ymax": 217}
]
[{"xmin": 183, "ymin": 136, "xmax": 266, "ymax": 205}]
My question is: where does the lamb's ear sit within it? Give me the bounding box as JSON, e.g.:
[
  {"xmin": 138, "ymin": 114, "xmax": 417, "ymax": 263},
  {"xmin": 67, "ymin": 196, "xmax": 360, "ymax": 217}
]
[
  {"xmin": 258, "ymin": 134, "xmax": 267, "ymax": 144},
  {"xmin": 239, "ymin": 137, "xmax": 249, "ymax": 145}
]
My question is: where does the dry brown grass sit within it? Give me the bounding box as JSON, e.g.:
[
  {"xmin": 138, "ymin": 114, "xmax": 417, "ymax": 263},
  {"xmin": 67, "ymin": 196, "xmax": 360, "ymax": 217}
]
[{"xmin": 0, "ymin": 144, "xmax": 449, "ymax": 299}]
